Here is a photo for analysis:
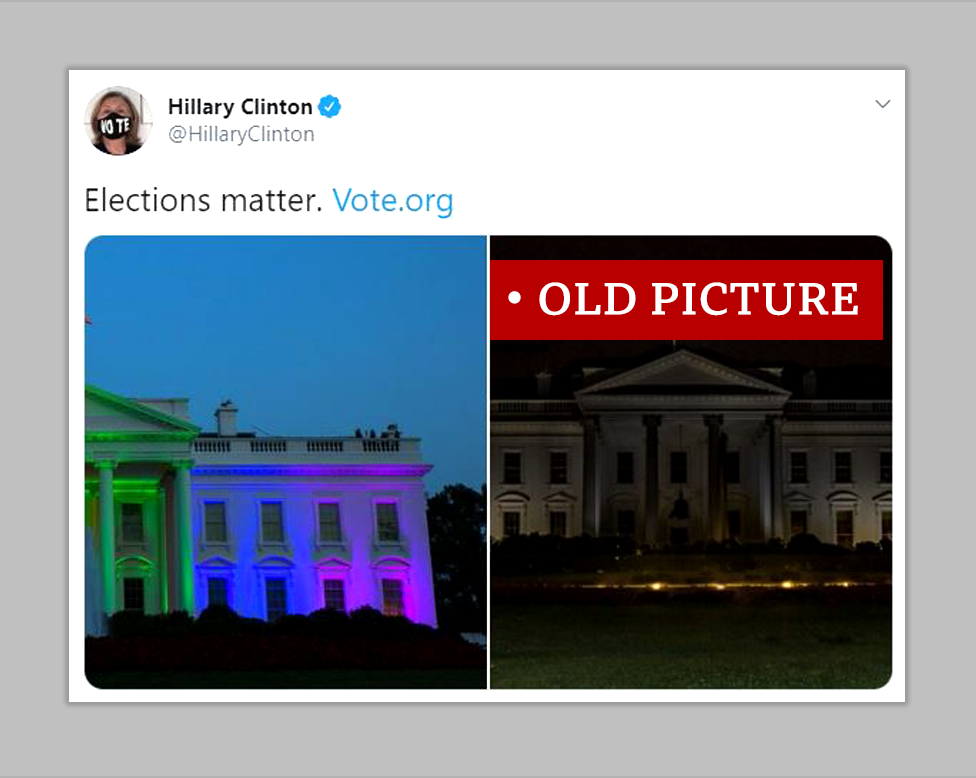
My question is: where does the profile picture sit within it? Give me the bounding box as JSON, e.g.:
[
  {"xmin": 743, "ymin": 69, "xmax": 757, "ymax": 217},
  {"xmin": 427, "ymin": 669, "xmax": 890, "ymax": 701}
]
[{"xmin": 85, "ymin": 87, "xmax": 152, "ymax": 155}]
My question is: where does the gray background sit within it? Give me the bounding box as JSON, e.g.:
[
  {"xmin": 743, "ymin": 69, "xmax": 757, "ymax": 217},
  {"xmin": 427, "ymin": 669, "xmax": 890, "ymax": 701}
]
[{"xmin": 0, "ymin": 1, "xmax": 970, "ymax": 775}]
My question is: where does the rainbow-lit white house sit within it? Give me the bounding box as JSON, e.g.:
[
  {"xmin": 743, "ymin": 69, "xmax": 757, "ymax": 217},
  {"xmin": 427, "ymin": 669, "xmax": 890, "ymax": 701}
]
[{"xmin": 84, "ymin": 385, "xmax": 437, "ymax": 635}]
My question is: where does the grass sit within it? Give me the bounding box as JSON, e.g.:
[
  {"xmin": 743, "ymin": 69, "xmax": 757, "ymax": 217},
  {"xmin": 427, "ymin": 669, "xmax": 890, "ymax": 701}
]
[
  {"xmin": 88, "ymin": 667, "xmax": 487, "ymax": 689},
  {"xmin": 490, "ymin": 589, "xmax": 891, "ymax": 689}
]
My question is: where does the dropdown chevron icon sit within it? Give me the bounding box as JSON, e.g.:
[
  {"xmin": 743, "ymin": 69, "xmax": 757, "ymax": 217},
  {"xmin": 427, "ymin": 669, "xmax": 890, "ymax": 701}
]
[{"xmin": 876, "ymin": 100, "xmax": 890, "ymax": 108}]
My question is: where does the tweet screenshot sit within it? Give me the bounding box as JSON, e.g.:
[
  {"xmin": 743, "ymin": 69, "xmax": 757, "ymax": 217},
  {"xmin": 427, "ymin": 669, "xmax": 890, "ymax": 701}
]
[{"xmin": 69, "ymin": 70, "xmax": 904, "ymax": 703}]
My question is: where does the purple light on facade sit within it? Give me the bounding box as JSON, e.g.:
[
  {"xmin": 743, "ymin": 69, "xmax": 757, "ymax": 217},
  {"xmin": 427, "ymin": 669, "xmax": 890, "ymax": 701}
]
[{"xmin": 189, "ymin": 468, "xmax": 438, "ymax": 627}]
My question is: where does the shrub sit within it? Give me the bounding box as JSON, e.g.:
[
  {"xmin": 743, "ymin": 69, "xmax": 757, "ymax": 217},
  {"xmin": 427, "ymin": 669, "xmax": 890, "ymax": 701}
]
[
  {"xmin": 786, "ymin": 533, "xmax": 822, "ymax": 554},
  {"xmin": 109, "ymin": 609, "xmax": 194, "ymax": 638},
  {"xmin": 308, "ymin": 607, "xmax": 353, "ymax": 637}
]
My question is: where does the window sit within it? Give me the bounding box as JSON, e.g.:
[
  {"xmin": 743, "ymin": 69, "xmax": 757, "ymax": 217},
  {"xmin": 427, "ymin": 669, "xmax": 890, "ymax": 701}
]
[
  {"xmin": 725, "ymin": 452, "xmax": 740, "ymax": 484},
  {"xmin": 503, "ymin": 511, "xmax": 520, "ymax": 537},
  {"xmin": 670, "ymin": 451, "xmax": 687, "ymax": 484},
  {"xmin": 265, "ymin": 577, "xmax": 287, "ymax": 621},
  {"xmin": 123, "ymin": 577, "xmax": 145, "ymax": 612},
  {"xmin": 879, "ymin": 450, "xmax": 892, "ymax": 483},
  {"xmin": 835, "ymin": 509, "xmax": 854, "ymax": 548},
  {"xmin": 318, "ymin": 503, "xmax": 342, "ymax": 543},
  {"xmin": 381, "ymin": 579, "xmax": 405, "ymax": 617},
  {"xmin": 617, "ymin": 509, "xmax": 635, "ymax": 537},
  {"xmin": 207, "ymin": 577, "xmax": 228, "ymax": 608},
  {"xmin": 549, "ymin": 510, "xmax": 567, "ymax": 537},
  {"xmin": 881, "ymin": 509, "xmax": 892, "ymax": 540},
  {"xmin": 120, "ymin": 503, "xmax": 144, "ymax": 545},
  {"xmin": 789, "ymin": 451, "xmax": 808, "ymax": 484},
  {"xmin": 261, "ymin": 502, "xmax": 284, "ymax": 544},
  {"xmin": 204, "ymin": 502, "xmax": 227, "ymax": 543},
  {"xmin": 376, "ymin": 503, "xmax": 400, "ymax": 542},
  {"xmin": 322, "ymin": 579, "xmax": 346, "ymax": 612},
  {"xmin": 790, "ymin": 509, "xmax": 808, "ymax": 537},
  {"xmin": 502, "ymin": 452, "xmax": 522, "ymax": 484},
  {"xmin": 834, "ymin": 451, "xmax": 853, "ymax": 483},
  {"xmin": 617, "ymin": 452, "xmax": 634, "ymax": 484},
  {"xmin": 727, "ymin": 509, "xmax": 741, "ymax": 537},
  {"xmin": 549, "ymin": 451, "xmax": 568, "ymax": 484}
]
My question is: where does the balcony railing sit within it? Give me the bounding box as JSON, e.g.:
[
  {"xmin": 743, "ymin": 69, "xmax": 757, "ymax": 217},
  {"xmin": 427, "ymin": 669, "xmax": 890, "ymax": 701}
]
[
  {"xmin": 785, "ymin": 399, "xmax": 892, "ymax": 416},
  {"xmin": 192, "ymin": 435, "xmax": 419, "ymax": 461},
  {"xmin": 491, "ymin": 400, "xmax": 579, "ymax": 416}
]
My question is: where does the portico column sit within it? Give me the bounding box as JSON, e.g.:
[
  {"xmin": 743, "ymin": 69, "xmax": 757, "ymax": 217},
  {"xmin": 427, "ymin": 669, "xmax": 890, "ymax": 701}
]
[
  {"xmin": 766, "ymin": 415, "xmax": 784, "ymax": 539},
  {"xmin": 96, "ymin": 460, "xmax": 116, "ymax": 615},
  {"xmin": 642, "ymin": 415, "xmax": 661, "ymax": 546},
  {"xmin": 704, "ymin": 415, "xmax": 724, "ymax": 541},
  {"xmin": 758, "ymin": 424, "xmax": 773, "ymax": 539},
  {"xmin": 156, "ymin": 486, "xmax": 168, "ymax": 613},
  {"xmin": 173, "ymin": 460, "xmax": 196, "ymax": 614},
  {"xmin": 582, "ymin": 417, "xmax": 601, "ymax": 537}
]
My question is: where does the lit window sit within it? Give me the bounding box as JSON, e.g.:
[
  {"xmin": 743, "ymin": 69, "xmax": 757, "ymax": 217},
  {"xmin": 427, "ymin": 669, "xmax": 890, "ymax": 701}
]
[
  {"xmin": 670, "ymin": 452, "xmax": 687, "ymax": 484},
  {"xmin": 879, "ymin": 451, "xmax": 892, "ymax": 483},
  {"xmin": 121, "ymin": 503, "xmax": 144, "ymax": 544},
  {"xmin": 503, "ymin": 511, "xmax": 520, "ymax": 537},
  {"xmin": 725, "ymin": 452, "xmax": 740, "ymax": 484},
  {"xmin": 549, "ymin": 510, "xmax": 567, "ymax": 537},
  {"xmin": 265, "ymin": 577, "xmax": 287, "ymax": 621},
  {"xmin": 381, "ymin": 579, "xmax": 404, "ymax": 617},
  {"xmin": 502, "ymin": 452, "xmax": 522, "ymax": 484},
  {"xmin": 123, "ymin": 577, "xmax": 144, "ymax": 612},
  {"xmin": 789, "ymin": 452, "xmax": 808, "ymax": 484},
  {"xmin": 204, "ymin": 502, "xmax": 227, "ymax": 543},
  {"xmin": 549, "ymin": 452, "xmax": 568, "ymax": 484},
  {"xmin": 617, "ymin": 509, "xmax": 636, "ymax": 537},
  {"xmin": 617, "ymin": 452, "xmax": 634, "ymax": 484},
  {"xmin": 376, "ymin": 503, "xmax": 400, "ymax": 542},
  {"xmin": 881, "ymin": 509, "xmax": 892, "ymax": 540},
  {"xmin": 318, "ymin": 503, "xmax": 342, "ymax": 543},
  {"xmin": 261, "ymin": 502, "xmax": 285, "ymax": 544},
  {"xmin": 207, "ymin": 577, "xmax": 228, "ymax": 608},
  {"xmin": 790, "ymin": 509, "xmax": 808, "ymax": 536},
  {"xmin": 835, "ymin": 509, "xmax": 854, "ymax": 547},
  {"xmin": 322, "ymin": 579, "xmax": 346, "ymax": 612},
  {"xmin": 834, "ymin": 451, "xmax": 853, "ymax": 483}
]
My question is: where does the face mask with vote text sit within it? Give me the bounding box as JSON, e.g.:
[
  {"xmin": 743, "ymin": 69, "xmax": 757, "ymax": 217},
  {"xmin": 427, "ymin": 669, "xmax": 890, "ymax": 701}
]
[{"xmin": 98, "ymin": 113, "xmax": 131, "ymax": 140}]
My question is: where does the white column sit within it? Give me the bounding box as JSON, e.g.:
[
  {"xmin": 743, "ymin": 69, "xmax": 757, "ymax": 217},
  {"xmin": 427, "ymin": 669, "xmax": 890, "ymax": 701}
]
[
  {"xmin": 582, "ymin": 417, "xmax": 599, "ymax": 536},
  {"xmin": 643, "ymin": 415, "xmax": 661, "ymax": 546},
  {"xmin": 173, "ymin": 460, "xmax": 196, "ymax": 614},
  {"xmin": 767, "ymin": 415, "xmax": 784, "ymax": 539},
  {"xmin": 96, "ymin": 460, "xmax": 116, "ymax": 615},
  {"xmin": 758, "ymin": 423, "xmax": 772, "ymax": 539}
]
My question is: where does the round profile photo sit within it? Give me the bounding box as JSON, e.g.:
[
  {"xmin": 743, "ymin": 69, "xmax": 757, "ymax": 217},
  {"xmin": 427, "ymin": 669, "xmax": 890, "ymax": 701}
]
[{"xmin": 84, "ymin": 87, "xmax": 152, "ymax": 155}]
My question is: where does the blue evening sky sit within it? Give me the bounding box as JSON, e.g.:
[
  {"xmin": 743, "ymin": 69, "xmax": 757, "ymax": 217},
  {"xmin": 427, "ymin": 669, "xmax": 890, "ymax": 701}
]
[{"xmin": 86, "ymin": 236, "xmax": 486, "ymax": 492}]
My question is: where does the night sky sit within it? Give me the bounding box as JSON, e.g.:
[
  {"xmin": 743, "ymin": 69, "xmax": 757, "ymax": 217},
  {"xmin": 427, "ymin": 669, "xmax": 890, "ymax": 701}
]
[{"xmin": 85, "ymin": 236, "xmax": 487, "ymax": 492}]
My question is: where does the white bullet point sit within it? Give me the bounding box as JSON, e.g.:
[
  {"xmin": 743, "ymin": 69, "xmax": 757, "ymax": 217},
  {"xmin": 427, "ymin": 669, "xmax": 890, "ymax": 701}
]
[{"xmin": 508, "ymin": 291, "xmax": 521, "ymax": 304}]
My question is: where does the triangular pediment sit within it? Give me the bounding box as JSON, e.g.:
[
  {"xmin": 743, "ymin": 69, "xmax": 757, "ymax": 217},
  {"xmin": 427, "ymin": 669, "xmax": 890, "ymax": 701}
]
[
  {"xmin": 86, "ymin": 384, "xmax": 200, "ymax": 439},
  {"xmin": 576, "ymin": 350, "xmax": 789, "ymax": 397}
]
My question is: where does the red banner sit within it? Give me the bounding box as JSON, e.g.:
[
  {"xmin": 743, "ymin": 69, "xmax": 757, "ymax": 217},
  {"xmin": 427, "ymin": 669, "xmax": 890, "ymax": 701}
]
[{"xmin": 490, "ymin": 259, "xmax": 884, "ymax": 340}]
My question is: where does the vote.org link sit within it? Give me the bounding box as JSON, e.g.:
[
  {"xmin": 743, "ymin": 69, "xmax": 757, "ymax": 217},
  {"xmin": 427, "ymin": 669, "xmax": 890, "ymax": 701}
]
[{"xmin": 169, "ymin": 123, "xmax": 314, "ymax": 146}]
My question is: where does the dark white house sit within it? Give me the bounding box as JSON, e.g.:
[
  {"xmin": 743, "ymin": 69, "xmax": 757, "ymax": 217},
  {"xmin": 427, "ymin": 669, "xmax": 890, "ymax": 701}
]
[{"xmin": 490, "ymin": 348, "xmax": 892, "ymax": 547}]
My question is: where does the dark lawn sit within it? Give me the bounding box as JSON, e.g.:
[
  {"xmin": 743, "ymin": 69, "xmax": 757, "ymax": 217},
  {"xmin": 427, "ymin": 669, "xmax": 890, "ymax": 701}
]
[
  {"xmin": 88, "ymin": 667, "xmax": 487, "ymax": 689},
  {"xmin": 490, "ymin": 590, "xmax": 891, "ymax": 689}
]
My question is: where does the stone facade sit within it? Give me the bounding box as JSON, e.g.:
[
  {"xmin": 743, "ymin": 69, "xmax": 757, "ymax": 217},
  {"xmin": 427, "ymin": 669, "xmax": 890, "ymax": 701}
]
[
  {"xmin": 490, "ymin": 350, "xmax": 892, "ymax": 547},
  {"xmin": 84, "ymin": 385, "xmax": 437, "ymax": 634}
]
